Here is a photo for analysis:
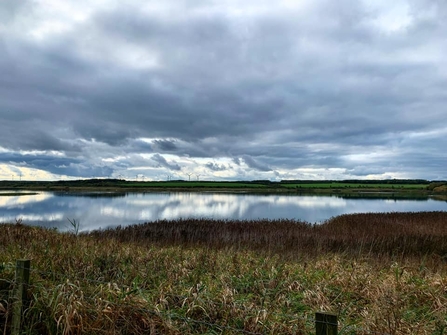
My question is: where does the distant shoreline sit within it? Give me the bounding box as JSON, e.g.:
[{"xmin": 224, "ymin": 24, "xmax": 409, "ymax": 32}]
[
  {"xmin": 0, "ymin": 192, "xmax": 40, "ymax": 196},
  {"xmin": 1, "ymin": 178, "xmax": 446, "ymax": 196}
]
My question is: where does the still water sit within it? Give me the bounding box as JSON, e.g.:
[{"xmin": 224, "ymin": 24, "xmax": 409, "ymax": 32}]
[{"xmin": 0, "ymin": 191, "xmax": 446, "ymax": 232}]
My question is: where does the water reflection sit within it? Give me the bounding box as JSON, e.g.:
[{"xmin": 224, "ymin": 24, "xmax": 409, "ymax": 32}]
[
  {"xmin": 0, "ymin": 191, "xmax": 445, "ymax": 232},
  {"xmin": 0, "ymin": 192, "xmax": 53, "ymax": 208}
]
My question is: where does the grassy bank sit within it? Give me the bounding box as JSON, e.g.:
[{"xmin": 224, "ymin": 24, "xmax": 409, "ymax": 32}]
[
  {"xmin": 1, "ymin": 212, "xmax": 447, "ymax": 334},
  {"xmin": 1, "ymin": 179, "xmax": 446, "ymax": 196}
]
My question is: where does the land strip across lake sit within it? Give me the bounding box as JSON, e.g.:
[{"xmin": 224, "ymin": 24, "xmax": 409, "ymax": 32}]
[{"xmin": 1, "ymin": 178, "xmax": 446, "ymax": 196}]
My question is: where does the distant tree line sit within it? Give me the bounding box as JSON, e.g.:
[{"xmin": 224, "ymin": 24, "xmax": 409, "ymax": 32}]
[{"xmin": 279, "ymin": 179, "xmax": 434, "ymax": 184}]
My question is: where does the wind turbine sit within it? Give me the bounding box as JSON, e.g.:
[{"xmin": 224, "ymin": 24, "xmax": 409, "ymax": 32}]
[
  {"xmin": 186, "ymin": 172, "xmax": 193, "ymax": 181},
  {"xmin": 196, "ymin": 174, "xmax": 201, "ymax": 181}
]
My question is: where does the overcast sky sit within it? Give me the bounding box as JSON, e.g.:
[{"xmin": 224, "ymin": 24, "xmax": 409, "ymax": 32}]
[{"xmin": 1, "ymin": 0, "xmax": 446, "ymax": 181}]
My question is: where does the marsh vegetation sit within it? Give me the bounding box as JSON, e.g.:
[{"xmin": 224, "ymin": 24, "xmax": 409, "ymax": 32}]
[{"xmin": 1, "ymin": 212, "xmax": 447, "ymax": 334}]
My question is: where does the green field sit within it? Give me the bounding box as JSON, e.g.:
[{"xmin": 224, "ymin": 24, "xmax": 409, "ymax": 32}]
[
  {"xmin": 0, "ymin": 178, "xmax": 445, "ymax": 194},
  {"xmin": 280, "ymin": 182, "xmax": 429, "ymax": 189},
  {"xmin": 124, "ymin": 181, "xmax": 269, "ymax": 188}
]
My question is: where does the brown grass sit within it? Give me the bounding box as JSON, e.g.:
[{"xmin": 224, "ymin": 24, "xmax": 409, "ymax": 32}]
[
  {"xmin": 89, "ymin": 211, "xmax": 447, "ymax": 259},
  {"xmin": 1, "ymin": 212, "xmax": 447, "ymax": 334}
]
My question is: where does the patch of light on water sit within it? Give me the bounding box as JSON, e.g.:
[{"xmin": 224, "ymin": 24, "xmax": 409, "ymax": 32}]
[
  {"xmin": 0, "ymin": 192, "xmax": 53, "ymax": 208},
  {"xmin": 100, "ymin": 206, "xmax": 128, "ymax": 218},
  {"xmin": 0, "ymin": 213, "xmax": 64, "ymax": 223}
]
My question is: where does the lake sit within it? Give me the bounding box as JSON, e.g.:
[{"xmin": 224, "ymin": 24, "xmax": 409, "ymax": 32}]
[{"xmin": 0, "ymin": 191, "xmax": 446, "ymax": 232}]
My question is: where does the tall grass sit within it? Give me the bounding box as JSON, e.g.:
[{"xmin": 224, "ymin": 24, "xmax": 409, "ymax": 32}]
[
  {"xmin": 90, "ymin": 211, "xmax": 447, "ymax": 258},
  {"xmin": 1, "ymin": 212, "xmax": 447, "ymax": 334}
]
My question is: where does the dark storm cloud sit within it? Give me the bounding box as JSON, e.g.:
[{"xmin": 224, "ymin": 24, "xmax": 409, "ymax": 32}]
[
  {"xmin": 73, "ymin": 122, "xmax": 133, "ymax": 146},
  {"xmin": 0, "ymin": 152, "xmax": 73, "ymax": 174},
  {"xmin": 152, "ymin": 139, "xmax": 177, "ymax": 152},
  {"xmin": 151, "ymin": 154, "xmax": 181, "ymax": 171},
  {"xmin": 0, "ymin": 130, "xmax": 82, "ymax": 152},
  {"xmin": 242, "ymin": 155, "xmax": 271, "ymax": 172},
  {"xmin": 0, "ymin": 151, "xmax": 114, "ymax": 177},
  {"xmin": 1, "ymin": 0, "xmax": 447, "ymax": 180},
  {"xmin": 128, "ymin": 140, "xmax": 153, "ymax": 154}
]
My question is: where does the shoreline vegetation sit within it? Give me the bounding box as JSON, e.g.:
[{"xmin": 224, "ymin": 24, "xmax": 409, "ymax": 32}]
[
  {"xmin": 1, "ymin": 178, "xmax": 447, "ymax": 195},
  {"xmin": 1, "ymin": 212, "xmax": 447, "ymax": 334}
]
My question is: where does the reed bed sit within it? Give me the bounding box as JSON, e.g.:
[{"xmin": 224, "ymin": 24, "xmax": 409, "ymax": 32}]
[
  {"xmin": 1, "ymin": 212, "xmax": 447, "ymax": 334},
  {"xmin": 90, "ymin": 211, "xmax": 447, "ymax": 259}
]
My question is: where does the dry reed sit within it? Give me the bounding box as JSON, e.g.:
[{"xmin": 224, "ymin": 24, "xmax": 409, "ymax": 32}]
[{"xmin": 0, "ymin": 212, "xmax": 446, "ymax": 334}]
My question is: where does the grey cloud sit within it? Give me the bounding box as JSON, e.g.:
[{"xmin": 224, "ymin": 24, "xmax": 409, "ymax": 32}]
[
  {"xmin": 73, "ymin": 121, "xmax": 133, "ymax": 146},
  {"xmin": 152, "ymin": 139, "xmax": 177, "ymax": 151},
  {"xmin": 0, "ymin": 1, "xmax": 30, "ymax": 25},
  {"xmin": 0, "ymin": 152, "xmax": 76, "ymax": 166},
  {"xmin": 0, "ymin": 152, "xmax": 108, "ymax": 177},
  {"xmin": 128, "ymin": 139, "xmax": 153, "ymax": 153},
  {"xmin": 242, "ymin": 155, "xmax": 271, "ymax": 172},
  {"xmin": 4, "ymin": 131, "xmax": 82, "ymax": 152},
  {"xmin": 151, "ymin": 154, "xmax": 181, "ymax": 171},
  {"xmin": 232, "ymin": 157, "xmax": 241, "ymax": 166},
  {"xmin": 205, "ymin": 162, "xmax": 228, "ymax": 172},
  {"xmin": 66, "ymin": 164, "xmax": 114, "ymax": 178},
  {"xmin": 1, "ymin": 0, "xmax": 447, "ymax": 180}
]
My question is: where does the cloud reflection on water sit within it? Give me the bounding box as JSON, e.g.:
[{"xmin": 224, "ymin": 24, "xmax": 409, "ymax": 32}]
[{"xmin": 0, "ymin": 192, "xmax": 445, "ymax": 232}]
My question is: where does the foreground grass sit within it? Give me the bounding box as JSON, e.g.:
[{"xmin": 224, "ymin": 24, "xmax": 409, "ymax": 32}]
[{"xmin": 1, "ymin": 212, "xmax": 447, "ymax": 334}]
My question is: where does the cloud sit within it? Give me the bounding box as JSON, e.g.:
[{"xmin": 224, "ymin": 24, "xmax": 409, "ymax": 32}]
[
  {"xmin": 151, "ymin": 154, "xmax": 181, "ymax": 171},
  {"xmin": 0, "ymin": 151, "xmax": 113, "ymax": 177},
  {"xmin": 0, "ymin": 0, "xmax": 447, "ymax": 180},
  {"xmin": 205, "ymin": 162, "xmax": 228, "ymax": 172},
  {"xmin": 152, "ymin": 139, "xmax": 177, "ymax": 151},
  {"xmin": 232, "ymin": 158, "xmax": 242, "ymax": 166},
  {"xmin": 242, "ymin": 155, "xmax": 271, "ymax": 172}
]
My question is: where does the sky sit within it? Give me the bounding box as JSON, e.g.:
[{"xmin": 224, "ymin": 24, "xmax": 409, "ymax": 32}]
[{"xmin": 0, "ymin": 0, "xmax": 446, "ymax": 181}]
